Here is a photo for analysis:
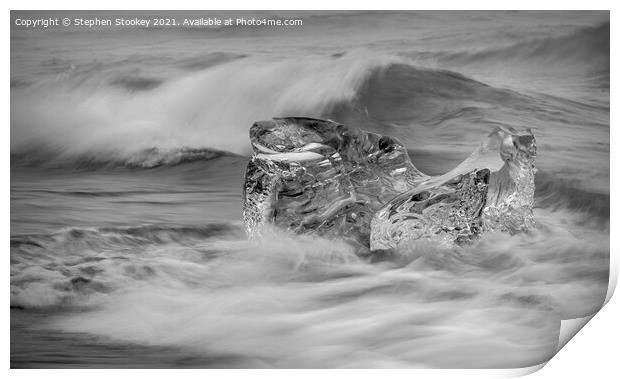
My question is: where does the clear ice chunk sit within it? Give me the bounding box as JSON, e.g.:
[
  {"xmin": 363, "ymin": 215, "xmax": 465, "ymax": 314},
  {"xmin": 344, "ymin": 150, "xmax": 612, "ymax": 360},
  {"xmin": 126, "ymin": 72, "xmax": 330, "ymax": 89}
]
[
  {"xmin": 242, "ymin": 117, "xmax": 536, "ymax": 253},
  {"xmin": 243, "ymin": 117, "xmax": 426, "ymax": 249}
]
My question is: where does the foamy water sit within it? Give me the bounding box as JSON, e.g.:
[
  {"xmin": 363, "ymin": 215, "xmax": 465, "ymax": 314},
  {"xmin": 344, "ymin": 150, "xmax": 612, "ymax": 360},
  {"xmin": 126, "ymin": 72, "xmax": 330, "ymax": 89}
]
[{"xmin": 10, "ymin": 10, "xmax": 609, "ymax": 368}]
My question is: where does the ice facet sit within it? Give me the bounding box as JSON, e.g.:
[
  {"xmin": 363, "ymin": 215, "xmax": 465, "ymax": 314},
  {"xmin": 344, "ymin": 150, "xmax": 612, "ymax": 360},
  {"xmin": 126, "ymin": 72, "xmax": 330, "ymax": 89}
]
[
  {"xmin": 242, "ymin": 117, "xmax": 536, "ymax": 253},
  {"xmin": 370, "ymin": 169, "xmax": 490, "ymax": 251},
  {"xmin": 481, "ymin": 127, "xmax": 537, "ymax": 233}
]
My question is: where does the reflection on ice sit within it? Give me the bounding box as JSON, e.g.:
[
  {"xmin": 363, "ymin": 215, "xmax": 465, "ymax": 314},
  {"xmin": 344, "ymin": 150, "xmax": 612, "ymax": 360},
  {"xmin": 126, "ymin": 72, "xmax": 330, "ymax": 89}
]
[{"xmin": 243, "ymin": 117, "xmax": 536, "ymax": 252}]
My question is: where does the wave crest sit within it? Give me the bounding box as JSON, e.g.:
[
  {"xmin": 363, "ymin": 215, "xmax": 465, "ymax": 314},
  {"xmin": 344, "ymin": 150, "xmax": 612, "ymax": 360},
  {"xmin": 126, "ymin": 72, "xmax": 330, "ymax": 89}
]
[
  {"xmin": 12, "ymin": 50, "xmax": 534, "ymax": 165},
  {"xmin": 11, "ymin": 146, "xmax": 235, "ymax": 170},
  {"xmin": 11, "ymin": 51, "xmax": 401, "ymax": 158}
]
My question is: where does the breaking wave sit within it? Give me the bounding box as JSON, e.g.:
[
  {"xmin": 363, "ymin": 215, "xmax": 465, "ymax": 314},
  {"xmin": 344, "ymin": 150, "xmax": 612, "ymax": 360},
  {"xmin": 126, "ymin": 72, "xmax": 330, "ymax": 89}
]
[
  {"xmin": 11, "ymin": 49, "xmax": 537, "ymax": 165},
  {"xmin": 11, "ymin": 51, "xmax": 397, "ymax": 158},
  {"xmin": 13, "ymin": 21, "xmax": 609, "ymax": 168}
]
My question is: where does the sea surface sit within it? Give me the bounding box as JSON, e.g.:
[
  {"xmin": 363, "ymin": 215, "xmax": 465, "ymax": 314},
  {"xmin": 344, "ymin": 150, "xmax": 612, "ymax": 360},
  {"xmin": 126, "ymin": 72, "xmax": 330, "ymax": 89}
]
[{"xmin": 10, "ymin": 10, "xmax": 610, "ymax": 368}]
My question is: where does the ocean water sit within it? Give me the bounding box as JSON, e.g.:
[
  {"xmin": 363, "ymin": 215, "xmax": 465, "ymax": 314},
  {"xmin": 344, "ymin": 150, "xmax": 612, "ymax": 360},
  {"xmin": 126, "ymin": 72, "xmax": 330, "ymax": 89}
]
[{"xmin": 10, "ymin": 10, "xmax": 609, "ymax": 368}]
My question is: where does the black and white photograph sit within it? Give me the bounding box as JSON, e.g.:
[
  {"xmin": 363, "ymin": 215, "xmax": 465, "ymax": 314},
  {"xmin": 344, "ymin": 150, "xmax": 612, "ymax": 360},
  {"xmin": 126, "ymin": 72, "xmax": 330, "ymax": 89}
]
[{"xmin": 9, "ymin": 7, "xmax": 612, "ymax": 371}]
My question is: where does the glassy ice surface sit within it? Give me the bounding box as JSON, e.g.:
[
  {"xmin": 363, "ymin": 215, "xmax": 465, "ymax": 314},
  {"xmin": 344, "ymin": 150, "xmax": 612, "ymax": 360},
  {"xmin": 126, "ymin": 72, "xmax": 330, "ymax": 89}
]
[
  {"xmin": 370, "ymin": 169, "xmax": 490, "ymax": 251},
  {"xmin": 243, "ymin": 118, "xmax": 536, "ymax": 252},
  {"xmin": 372, "ymin": 127, "xmax": 537, "ymax": 250},
  {"xmin": 243, "ymin": 117, "xmax": 426, "ymax": 249},
  {"xmin": 482, "ymin": 128, "xmax": 537, "ymax": 233}
]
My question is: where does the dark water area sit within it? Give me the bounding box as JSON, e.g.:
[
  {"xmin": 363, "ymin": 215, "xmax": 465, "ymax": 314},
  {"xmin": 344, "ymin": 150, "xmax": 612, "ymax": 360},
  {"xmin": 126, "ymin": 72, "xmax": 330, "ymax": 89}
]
[
  {"xmin": 11, "ymin": 309, "xmax": 255, "ymax": 368},
  {"xmin": 11, "ymin": 157, "xmax": 247, "ymax": 236},
  {"xmin": 10, "ymin": 10, "xmax": 609, "ymax": 368}
]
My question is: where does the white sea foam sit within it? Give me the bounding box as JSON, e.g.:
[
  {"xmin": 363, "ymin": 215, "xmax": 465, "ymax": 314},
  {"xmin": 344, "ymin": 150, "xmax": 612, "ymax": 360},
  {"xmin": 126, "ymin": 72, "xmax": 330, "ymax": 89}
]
[{"xmin": 11, "ymin": 207, "xmax": 608, "ymax": 368}]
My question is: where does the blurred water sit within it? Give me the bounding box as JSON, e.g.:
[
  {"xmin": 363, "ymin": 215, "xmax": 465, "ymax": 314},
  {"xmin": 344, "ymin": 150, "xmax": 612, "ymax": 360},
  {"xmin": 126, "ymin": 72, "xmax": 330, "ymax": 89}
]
[{"xmin": 10, "ymin": 10, "xmax": 609, "ymax": 368}]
